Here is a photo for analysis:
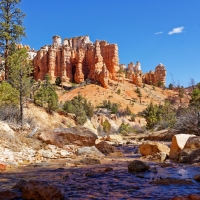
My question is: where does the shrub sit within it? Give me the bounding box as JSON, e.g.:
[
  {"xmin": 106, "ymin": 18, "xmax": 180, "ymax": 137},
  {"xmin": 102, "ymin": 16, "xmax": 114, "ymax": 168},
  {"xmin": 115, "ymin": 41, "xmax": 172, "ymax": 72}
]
[
  {"xmin": 34, "ymin": 74, "xmax": 58, "ymax": 113},
  {"xmin": 130, "ymin": 113, "xmax": 136, "ymax": 121},
  {"xmin": 117, "ymin": 89, "xmax": 121, "ymax": 95},
  {"xmin": 62, "ymin": 94, "xmax": 94, "ymax": 125},
  {"xmin": 100, "ymin": 100, "xmax": 120, "ymax": 114},
  {"xmin": 173, "ymin": 106, "xmax": 200, "ymax": 136},
  {"xmin": 125, "ymin": 106, "xmax": 132, "ymax": 116},
  {"xmin": 76, "ymin": 109, "xmax": 87, "ymax": 126},
  {"xmin": 143, "ymin": 100, "xmax": 176, "ymax": 130},
  {"xmin": 55, "ymin": 77, "xmax": 62, "ymax": 86},
  {"xmin": 103, "ymin": 119, "xmax": 111, "ymax": 134},
  {"xmin": 0, "ymin": 106, "xmax": 20, "ymax": 123},
  {"xmin": 118, "ymin": 123, "xmax": 134, "ymax": 135}
]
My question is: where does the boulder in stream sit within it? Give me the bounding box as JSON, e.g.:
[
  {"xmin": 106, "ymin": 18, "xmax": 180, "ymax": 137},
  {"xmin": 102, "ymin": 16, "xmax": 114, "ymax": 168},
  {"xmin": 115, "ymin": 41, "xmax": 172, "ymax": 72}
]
[
  {"xmin": 169, "ymin": 134, "xmax": 195, "ymax": 160},
  {"xmin": 179, "ymin": 136, "xmax": 200, "ymax": 163},
  {"xmin": 128, "ymin": 160, "xmax": 150, "ymax": 172},
  {"xmin": 139, "ymin": 141, "xmax": 170, "ymax": 156}
]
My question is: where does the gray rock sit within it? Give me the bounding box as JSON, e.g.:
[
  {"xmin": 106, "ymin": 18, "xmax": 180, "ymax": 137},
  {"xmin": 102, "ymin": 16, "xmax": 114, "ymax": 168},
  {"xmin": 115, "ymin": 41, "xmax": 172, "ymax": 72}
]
[
  {"xmin": 77, "ymin": 146, "xmax": 104, "ymax": 157},
  {"xmin": 80, "ymin": 158, "xmax": 101, "ymax": 165},
  {"xmin": 128, "ymin": 160, "xmax": 150, "ymax": 172}
]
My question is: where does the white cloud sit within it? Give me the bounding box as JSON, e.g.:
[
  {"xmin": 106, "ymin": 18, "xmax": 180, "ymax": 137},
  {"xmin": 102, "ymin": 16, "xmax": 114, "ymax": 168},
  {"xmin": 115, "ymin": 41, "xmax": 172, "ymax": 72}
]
[
  {"xmin": 155, "ymin": 31, "xmax": 163, "ymax": 35},
  {"xmin": 168, "ymin": 26, "xmax": 185, "ymax": 35}
]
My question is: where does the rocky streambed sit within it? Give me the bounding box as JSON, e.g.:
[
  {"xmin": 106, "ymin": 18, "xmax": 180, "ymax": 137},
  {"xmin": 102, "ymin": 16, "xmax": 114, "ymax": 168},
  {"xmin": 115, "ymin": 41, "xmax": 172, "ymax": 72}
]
[{"xmin": 0, "ymin": 143, "xmax": 199, "ymax": 200}]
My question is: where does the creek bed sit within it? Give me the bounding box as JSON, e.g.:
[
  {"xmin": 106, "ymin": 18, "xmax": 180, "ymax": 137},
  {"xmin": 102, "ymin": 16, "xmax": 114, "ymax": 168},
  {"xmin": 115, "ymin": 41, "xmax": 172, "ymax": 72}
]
[{"xmin": 0, "ymin": 144, "xmax": 199, "ymax": 200}]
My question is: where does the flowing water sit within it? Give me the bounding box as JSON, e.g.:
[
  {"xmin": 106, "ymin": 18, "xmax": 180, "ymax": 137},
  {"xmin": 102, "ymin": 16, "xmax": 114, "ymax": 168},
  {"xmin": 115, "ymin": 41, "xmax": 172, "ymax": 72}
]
[{"xmin": 0, "ymin": 144, "xmax": 200, "ymax": 200}]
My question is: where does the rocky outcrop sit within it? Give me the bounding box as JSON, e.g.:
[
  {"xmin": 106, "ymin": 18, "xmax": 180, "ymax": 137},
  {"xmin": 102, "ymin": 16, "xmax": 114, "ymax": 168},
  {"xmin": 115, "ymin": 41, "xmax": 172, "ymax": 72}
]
[
  {"xmin": 33, "ymin": 35, "xmax": 119, "ymax": 88},
  {"xmin": 139, "ymin": 141, "xmax": 170, "ymax": 156},
  {"xmin": 39, "ymin": 126, "xmax": 98, "ymax": 147},
  {"xmin": 169, "ymin": 134, "xmax": 195, "ymax": 160}
]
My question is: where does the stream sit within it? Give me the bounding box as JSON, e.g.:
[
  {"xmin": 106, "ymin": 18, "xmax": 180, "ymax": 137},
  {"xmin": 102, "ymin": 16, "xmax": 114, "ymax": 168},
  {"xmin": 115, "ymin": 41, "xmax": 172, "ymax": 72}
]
[{"xmin": 0, "ymin": 144, "xmax": 199, "ymax": 200}]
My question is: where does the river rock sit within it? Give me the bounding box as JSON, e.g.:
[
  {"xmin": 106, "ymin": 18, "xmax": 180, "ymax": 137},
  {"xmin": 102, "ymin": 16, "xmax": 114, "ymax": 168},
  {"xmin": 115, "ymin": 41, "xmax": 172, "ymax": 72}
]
[
  {"xmin": 80, "ymin": 158, "xmax": 101, "ymax": 165},
  {"xmin": 22, "ymin": 180, "xmax": 64, "ymax": 200},
  {"xmin": 95, "ymin": 141, "xmax": 116, "ymax": 155},
  {"xmin": 0, "ymin": 190, "xmax": 21, "ymax": 200},
  {"xmin": 39, "ymin": 126, "xmax": 98, "ymax": 147},
  {"xmin": 139, "ymin": 141, "xmax": 170, "ymax": 156},
  {"xmin": 128, "ymin": 160, "xmax": 150, "ymax": 172},
  {"xmin": 77, "ymin": 146, "xmax": 104, "ymax": 157},
  {"xmin": 179, "ymin": 136, "xmax": 200, "ymax": 163},
  {"xmin": 171, "ymin": 194, "xmax": 200, "ymax": 200},
  {"xmin": 169, "ymin": 134, "xmax": 195, "ymax": 160},
  {"xmin": 193, "ymin": 174, "xmax": 200, "ymax": 181}
]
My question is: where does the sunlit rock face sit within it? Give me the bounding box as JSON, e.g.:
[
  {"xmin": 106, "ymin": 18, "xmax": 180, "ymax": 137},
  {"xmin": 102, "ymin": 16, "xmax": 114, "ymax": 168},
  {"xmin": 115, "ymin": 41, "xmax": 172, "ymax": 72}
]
[
  {"xmin": 33, "ymin": 35, "xmax": 119, "ymax": 88},
  {"xmin": 144, "ymin": 63, "xmax": 167, "ymax": 86},
  {"xmin": 127, "ymin": 61, "xmax": 167, "ymax": 87}
]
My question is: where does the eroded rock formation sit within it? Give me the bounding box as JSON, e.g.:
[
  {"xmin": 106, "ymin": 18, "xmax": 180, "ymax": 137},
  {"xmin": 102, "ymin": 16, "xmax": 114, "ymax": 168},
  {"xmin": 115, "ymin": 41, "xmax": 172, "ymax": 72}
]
[
  {"xmin": 33, "ymin": 35, "xmax": 119, "ymax": 87},
  {"xmin": 145, "ymin": 63, "xmax": 166, "ymax": 86},
  {"xmin": 127, "ymin": 62, "xmax": 166, "ymax": 86}
]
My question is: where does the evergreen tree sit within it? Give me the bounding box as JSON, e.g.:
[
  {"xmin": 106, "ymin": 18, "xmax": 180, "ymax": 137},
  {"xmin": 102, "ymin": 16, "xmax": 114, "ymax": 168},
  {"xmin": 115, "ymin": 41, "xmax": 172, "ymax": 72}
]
[
  {"xmin": 143, "ymin": 102, "xmax": 160, "ymax": 129},
  {"xmin": 135, "ymin": 87, "xmax": 142, "ymax": 104},
  {"xmin": 0, "ymin": 81, "xmax": 19, "ymax": 106},
  {"xmin": 190, "ymin": 83, "xmax": 200, "ymax": 107},
  {"xmin": 8, "ymin": 48, "xmax": 32, "ymax": 126},
  {"xmin": 34, "ymin": 74, "xmax": 58, "ymax": 113},
  {"xmin": 0, "ymin": 0, "xmax": 26, "ymax": 79},
  {"xmin": 125, "ymin": 106, "xmax": 132, "ymax": 116},
  {"xmin": 177, "ymin": 85, "xmax": 184, "ymax": 104},
  {"xmin": 168, "ymin": 83, "xmax": 174, "ymax": 90}
]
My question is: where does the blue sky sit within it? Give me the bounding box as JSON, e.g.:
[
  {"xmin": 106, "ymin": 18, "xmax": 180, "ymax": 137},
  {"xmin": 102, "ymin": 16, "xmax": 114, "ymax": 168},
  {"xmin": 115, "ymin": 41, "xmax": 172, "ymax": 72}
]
[{"xmin": 21, "ymin": 0, "xmax": 200, "ymax": 86}]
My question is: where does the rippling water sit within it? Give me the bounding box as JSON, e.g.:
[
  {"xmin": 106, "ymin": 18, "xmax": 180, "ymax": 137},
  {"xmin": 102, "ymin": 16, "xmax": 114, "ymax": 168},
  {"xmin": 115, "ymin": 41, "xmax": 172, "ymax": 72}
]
[{"xmin": 0, "ymin": 144, "xmax": 200, "ymax": 200}]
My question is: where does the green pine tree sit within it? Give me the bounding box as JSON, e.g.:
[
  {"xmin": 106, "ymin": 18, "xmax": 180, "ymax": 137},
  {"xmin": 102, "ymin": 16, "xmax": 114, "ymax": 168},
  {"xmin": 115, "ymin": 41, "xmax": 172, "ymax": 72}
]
[
  {"xmin": 0, "ymin": 0, "xmax": 26, "ymax": 79},
  {"xmin": 34, "ymin": 74, "xmax": 58, "ymax": 113},
  {"xmin": 0, "ymin": 81, "xmax": 19, "ymax": 106},
  {"xmin": 8, "ymin": 48, "xmax": 33, "ymax": 126},
  {"xmin": 190, "ymin": 83, "xmax": 200, "ymax": 107}
]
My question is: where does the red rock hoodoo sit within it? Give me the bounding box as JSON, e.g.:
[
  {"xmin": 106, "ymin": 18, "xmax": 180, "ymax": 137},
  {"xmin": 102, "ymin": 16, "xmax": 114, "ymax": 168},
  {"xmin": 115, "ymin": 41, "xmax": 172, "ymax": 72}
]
[{"xmin": 33, "ymin": 35, "xmax": 119, "ymax": 87}]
